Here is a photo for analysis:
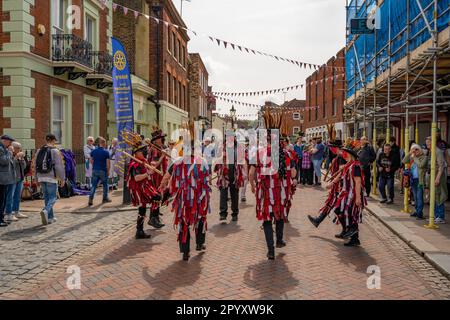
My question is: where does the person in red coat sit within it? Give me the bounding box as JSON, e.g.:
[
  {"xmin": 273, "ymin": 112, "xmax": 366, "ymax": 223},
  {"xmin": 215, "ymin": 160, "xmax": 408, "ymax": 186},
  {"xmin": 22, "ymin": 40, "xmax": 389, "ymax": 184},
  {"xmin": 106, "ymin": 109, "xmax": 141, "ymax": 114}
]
[{"xmin": 126, "ymin": 141, "xmax": 161, "ymax": 239}]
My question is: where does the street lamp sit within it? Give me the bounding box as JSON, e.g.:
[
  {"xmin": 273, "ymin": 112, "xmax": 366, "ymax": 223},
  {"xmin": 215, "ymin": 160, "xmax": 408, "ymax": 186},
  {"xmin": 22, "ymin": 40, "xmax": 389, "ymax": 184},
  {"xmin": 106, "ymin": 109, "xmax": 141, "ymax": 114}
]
[{"xmin": 230, "ymin": 105, "xmax": 236, "ymax": 129}]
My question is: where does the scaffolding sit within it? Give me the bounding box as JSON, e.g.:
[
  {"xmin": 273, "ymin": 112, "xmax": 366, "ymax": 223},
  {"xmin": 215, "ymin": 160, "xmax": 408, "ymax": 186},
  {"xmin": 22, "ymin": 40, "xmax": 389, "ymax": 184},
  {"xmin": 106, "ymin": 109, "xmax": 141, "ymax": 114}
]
[{"xmin": 345, "ymin": 0, "xmax": 450, "ymax": 228}]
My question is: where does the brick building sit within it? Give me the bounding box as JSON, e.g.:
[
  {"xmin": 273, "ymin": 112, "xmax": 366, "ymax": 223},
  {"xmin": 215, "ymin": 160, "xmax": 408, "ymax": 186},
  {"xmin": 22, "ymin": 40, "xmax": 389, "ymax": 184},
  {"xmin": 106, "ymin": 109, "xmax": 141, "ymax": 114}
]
[
  {"xmin": 279, "ymin": 99, "xmax": 306, "ymax": 137},
  {"xmin": 188, "ymin": 53, "xmax": 210, "ymax": 128},
  {"xmin": 112, "ymin": 0, "xmax": 189, "ymax": 140},
  {"xmin": 110, "ymin": 0, "xmax": 157, "ymax": 140},
  {"xmin": 260, "ymin": 100, "xmax": 305, "ymax": 138},
  {"xmin": 0, "ymin": 0, "xmax": 113, "ymax": 151},
  {"xmin": 149, "ymin": 0, "xmax": 189, "ymax": 139},
  {"xmin": 303, "ymin": 48, "xmax": 345, "ymax": 140}
]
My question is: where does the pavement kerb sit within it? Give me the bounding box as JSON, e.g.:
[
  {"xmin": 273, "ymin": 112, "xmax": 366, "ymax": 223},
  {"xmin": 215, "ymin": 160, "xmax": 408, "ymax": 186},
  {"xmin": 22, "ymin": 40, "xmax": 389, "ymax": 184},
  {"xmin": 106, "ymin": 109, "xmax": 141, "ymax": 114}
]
[
  {"xmin": 319, "ymin": 168, "xmax": 450, "ymax": 280},
  {"xmin": 20, "ymin": 205, "xmax": 135, "ymax": 214},
  {"xmin": 365, "ymin": 203, "xmax": 450, "ymax": 280}
]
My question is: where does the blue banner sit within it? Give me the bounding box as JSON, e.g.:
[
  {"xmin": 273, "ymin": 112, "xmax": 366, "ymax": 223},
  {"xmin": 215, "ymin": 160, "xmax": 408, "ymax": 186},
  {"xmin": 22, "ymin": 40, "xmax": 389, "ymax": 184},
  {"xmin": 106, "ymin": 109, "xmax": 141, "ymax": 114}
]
[{"xmin": 112, "ymin": 37, "xmax": 134, "ymax": 145}]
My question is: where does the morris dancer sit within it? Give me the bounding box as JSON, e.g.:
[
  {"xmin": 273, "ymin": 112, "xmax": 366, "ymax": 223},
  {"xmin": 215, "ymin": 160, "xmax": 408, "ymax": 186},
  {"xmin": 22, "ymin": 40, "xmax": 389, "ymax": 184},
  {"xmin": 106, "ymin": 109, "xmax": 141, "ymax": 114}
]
[
  {"xmin": 334, "ymin": 141, "xmax": 366, "ymax": 246},
  {"xmin": 307, "ymin": 141, "xmax": 348, "ymax": 237},
  {"xmin": 214, "ymin": 137, "xmax": 245, "ymax": 222},
  {"xmin": 281, "ymin": 135, "xmax": 298, "ymax": 222},
  {"xmin": 124, "ymin": 132, "xmax": 161, "ymax": 239},
  {"xmin": 309, "ymin": 141, "xmax": 366, "ymax": 246},
  {"xmin": 145, "ymin": 127, "xmax": 168, "ymax": 229},
  {"xmin": 159, "ymin": 130, "xmax": 211, "ymax": 261},
  {"xmin": 248, "ymin": 111, "xmax": 297, "ymax": 260}
]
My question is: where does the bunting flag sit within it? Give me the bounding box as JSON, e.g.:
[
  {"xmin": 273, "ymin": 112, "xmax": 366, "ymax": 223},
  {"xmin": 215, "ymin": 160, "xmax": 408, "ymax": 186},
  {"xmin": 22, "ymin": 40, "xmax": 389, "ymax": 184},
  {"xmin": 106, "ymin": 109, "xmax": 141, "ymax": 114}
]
[
  {"xmin": 213, "ymin": 72, "xmax": 345, "ymax": 97},
  {"xmin": 106, "ymin": 1, "xmax": 345, "ymax": 71},
  {"xmin": 215, "ymin": 96, "xmax": 319, "ymax": 112},
  {"xmin": 215, "ymin": 106, "xmax": 320, "ymax": 119}
]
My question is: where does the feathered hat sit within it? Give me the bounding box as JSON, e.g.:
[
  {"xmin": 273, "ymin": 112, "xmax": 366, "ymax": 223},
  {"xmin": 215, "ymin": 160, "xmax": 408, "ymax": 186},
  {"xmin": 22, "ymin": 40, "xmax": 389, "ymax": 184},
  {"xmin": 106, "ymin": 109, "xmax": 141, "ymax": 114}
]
[
  {"xmin": 262, "ymin": 107, "xmax": 283, "ymax": 132},
  {"xmin": 122, "ymin": 130, "xmax": 147, "ymax": 154},
  {"xmin": 150, "ymin": 125, "xmax": 166, "ymax": 143},
  {"xmin": 341, "ymin": 139, "xmax": 362, "ymax": 159},
  {"xmin": 327, "ymin": 123, "xmax": 336, "ymax": 142}
]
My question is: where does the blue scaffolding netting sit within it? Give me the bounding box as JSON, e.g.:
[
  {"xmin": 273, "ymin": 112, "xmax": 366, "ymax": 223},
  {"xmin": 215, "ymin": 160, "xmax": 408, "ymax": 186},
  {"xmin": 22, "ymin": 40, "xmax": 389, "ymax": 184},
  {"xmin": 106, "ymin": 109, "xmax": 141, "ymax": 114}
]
[{"xmin": 346, "ymin": 0, "xmax": 450, "ymax": 99}]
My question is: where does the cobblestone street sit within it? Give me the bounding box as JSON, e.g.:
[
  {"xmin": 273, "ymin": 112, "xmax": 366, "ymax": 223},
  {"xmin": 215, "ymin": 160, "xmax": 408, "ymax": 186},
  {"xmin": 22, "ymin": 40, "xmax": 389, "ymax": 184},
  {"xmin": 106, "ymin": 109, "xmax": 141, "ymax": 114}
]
[{"xmin": 1, "ymin": 185, "xmax": 449, "ymax": 300}]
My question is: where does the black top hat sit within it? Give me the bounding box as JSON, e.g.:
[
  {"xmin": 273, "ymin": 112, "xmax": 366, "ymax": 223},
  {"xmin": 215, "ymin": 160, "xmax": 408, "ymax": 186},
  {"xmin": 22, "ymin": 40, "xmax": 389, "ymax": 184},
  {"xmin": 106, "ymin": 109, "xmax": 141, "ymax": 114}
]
[
  {"xmin": 132, "ymin": 144, "xmax": 147, "ymax": 155},
  {"xmin": 150, "ymin": 129, "xmax": 167, "ymax": 143},
  {"xmin": 341, "ymin": 146, "xmax": 360, "ymax": 159}
]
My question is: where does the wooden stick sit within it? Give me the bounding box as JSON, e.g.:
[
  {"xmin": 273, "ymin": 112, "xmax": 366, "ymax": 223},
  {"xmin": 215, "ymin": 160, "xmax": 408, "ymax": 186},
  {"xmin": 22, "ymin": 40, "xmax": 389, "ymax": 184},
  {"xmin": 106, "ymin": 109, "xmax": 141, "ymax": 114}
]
[
  {"xmin": 121, "ymin": 151, "xmax": 163, "ymax": 176},
  {"xmin": 148, "ymin": 142, "xmax": 175, "ymax": 159}
]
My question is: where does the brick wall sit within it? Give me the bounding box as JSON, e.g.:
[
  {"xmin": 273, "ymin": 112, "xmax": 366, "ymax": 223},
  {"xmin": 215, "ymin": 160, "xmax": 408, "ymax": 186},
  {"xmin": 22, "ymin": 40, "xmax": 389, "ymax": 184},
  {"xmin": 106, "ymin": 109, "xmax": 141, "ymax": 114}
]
[
  {"xmin": 147, "ymin": 0, "xmax": 189, "ymax": 110},
  {"xmin": 32, "ymin": 72, "xmax": 108, "ymax": 150},
  {"xmin": 31, "ymin": 0, "xmax": 111, "ymax": 60},
  {"xmin": 281, "ymin": 100, "xmax": 306, "ymax": 136},
  {"xmin": 30, "ymin": 0, "xmax": 50, "ymax": 58},
  {"xmin": 113, "ymin": 0, "xmax": 142, "ymax": 75},
  {"xmin": 188, "ymin": 53, "xmax": 208, "ymax": 120},
  {"xmin": 303, "ymin": 48, "xmax": 345, "ymax": 131}
]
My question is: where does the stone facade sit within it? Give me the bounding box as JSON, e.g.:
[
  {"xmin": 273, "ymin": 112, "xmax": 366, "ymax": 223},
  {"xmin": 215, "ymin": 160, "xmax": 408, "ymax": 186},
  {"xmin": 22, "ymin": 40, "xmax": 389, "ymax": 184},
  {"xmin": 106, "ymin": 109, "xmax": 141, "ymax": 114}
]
[{"xmin": 0, "ymin": 0, "xmax": 113, "ymax": 150}]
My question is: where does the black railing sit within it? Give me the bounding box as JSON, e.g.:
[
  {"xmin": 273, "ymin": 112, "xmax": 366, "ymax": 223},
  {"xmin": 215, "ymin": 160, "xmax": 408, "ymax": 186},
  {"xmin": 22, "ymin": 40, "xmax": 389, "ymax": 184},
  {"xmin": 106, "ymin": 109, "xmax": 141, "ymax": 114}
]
[
  {"xmin": 52, "ymin": 34, "xmax": 93, "ymax": 68},
  {"xmin": 92, "ymin": 51, "xmax": 113, "ymax": 76}
]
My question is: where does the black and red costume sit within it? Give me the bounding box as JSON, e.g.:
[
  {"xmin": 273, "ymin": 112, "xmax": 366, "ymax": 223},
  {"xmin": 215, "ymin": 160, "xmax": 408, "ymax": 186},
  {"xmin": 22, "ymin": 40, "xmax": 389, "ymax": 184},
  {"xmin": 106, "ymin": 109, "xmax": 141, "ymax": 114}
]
[
  {"xmin": 251, "ymin": 139, "xmax": 296, "ymax": 259},
  {"xmin": 165, "ymin": 155, "xmax": 211, "ymax": 260},
  {"xmin": 127, "ymin": 153, "xmax": 160, "ymax": 239}
]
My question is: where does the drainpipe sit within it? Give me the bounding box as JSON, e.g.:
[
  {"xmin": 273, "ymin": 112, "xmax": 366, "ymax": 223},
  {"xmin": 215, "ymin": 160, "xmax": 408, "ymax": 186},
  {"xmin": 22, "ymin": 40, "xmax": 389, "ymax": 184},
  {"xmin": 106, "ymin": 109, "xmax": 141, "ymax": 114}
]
[{"xmin": 152, "ymin": 4, "xmax": 162, "ymax": 125}]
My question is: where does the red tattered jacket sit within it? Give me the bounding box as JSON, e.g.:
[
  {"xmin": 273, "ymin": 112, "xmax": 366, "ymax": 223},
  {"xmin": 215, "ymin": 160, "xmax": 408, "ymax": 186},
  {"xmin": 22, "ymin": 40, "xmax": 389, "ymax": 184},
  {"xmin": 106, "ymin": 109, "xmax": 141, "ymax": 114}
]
[
  {"xmin": 126, "ymin": 159, "xmax": 159, "ymax": 208},
  {"xmin": 254, "ymin": 146, "xmax": 296, "ymax": 222},
  {"xmin": 168, "ymin": 156, "xmax": 211, "ymax": 244}
]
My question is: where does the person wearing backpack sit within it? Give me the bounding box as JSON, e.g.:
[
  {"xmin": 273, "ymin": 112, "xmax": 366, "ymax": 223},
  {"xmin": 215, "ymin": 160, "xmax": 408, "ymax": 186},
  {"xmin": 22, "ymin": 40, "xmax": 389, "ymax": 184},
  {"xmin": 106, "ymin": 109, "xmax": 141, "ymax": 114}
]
[{"xmin": 34, "ymin": 133, "xmax": 66, "ymax": 225}]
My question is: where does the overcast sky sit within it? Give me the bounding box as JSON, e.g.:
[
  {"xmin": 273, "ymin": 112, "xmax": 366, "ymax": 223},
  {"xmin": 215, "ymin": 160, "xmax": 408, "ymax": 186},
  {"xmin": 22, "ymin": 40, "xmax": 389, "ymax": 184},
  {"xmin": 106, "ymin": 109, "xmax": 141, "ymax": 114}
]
[{"xmin": 174, "ymin": 0, "xmax": 346, "ymax": 119}]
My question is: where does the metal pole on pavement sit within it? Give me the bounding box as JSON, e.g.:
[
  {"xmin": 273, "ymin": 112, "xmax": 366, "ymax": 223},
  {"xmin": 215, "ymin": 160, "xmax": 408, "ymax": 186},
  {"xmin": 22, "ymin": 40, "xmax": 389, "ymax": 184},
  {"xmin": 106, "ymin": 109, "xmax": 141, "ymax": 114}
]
[
  {"xmin": 425, "ymin": 0, "xmax": 439, "ymax": 230},
  {"xmin": 401, "ymin": 109, "xmax": 412, "ymax": 213},
  {"xmin": 372, "ymin": 119, "xmax": 377, "ymax": 196}
]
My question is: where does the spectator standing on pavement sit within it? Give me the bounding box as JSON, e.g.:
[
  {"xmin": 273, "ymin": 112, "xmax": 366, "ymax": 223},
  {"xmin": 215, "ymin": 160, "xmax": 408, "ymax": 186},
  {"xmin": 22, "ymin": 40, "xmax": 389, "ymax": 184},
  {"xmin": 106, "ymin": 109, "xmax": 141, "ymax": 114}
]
[
  {"xmin": 84, "ymin": 136, "xmax": 95, "ymax": 188},
  {"xmin": 294, "ymin": 137, "xmax": 303, "ymax": 182},
  {"xmin": 389, "ymin": 136, "xmax": 402, "ymax": 174},
  {"xmin": 88, "ymin": 137, "xmax": 111, "ymax": 206},
  {"xmin": 34, "ymin": 133, "xmax": 66, "ymax": 225},
  {"xmin": 311, "ymin": 137, "xmax": 325, "ymax": 186},
  {"xmin": 377, "ymin": 144, "xmax": 398, "ymax": 204},
  {"xmin": 403, "ymin": 144, "xmax": 428, "ymax": 220},
  {"xmin": 108, "ymin": 138, "xmax": 119, "ymax": 190},
  {"xmin": 425, "ymin": 136, "xmax": 448, "ymax": 224},
  {"xmin": 358, "ymin": 136, "xmax": 376, "ymax": 196},
  {"xmin": 301, "ymin": 144, "xmax": 313, "ymax": 185},
  {"xmin": 5, "ymin": 142, "xmax": 28, "ymax": 221},
  {"xmin": 0, "ymin": 135, "xmax": 16, "ymax": 227}
]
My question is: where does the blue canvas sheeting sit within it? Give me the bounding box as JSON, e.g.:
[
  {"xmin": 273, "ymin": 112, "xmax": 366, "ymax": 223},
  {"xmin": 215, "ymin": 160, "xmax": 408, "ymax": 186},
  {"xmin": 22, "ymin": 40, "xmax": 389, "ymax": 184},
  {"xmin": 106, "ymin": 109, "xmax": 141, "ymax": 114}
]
[{"xmin": 346, "ymin": 0, "xmax": 450, "ymax": 99}]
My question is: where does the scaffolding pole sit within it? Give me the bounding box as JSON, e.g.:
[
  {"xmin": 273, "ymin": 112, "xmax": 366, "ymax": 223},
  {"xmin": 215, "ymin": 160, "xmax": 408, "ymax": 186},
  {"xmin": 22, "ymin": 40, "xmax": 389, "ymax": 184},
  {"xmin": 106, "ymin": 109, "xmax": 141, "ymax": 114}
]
[
  {"xmin": 386, "ymin": 0, "xmax": 392, "ymax": 144},
  {"xmin": 402, "ymin": 0, "xmax": 412, "ymax": 214},
  {"xmin": 425, "ymin": 0, "xmax": 439, "ymax": 230}
]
